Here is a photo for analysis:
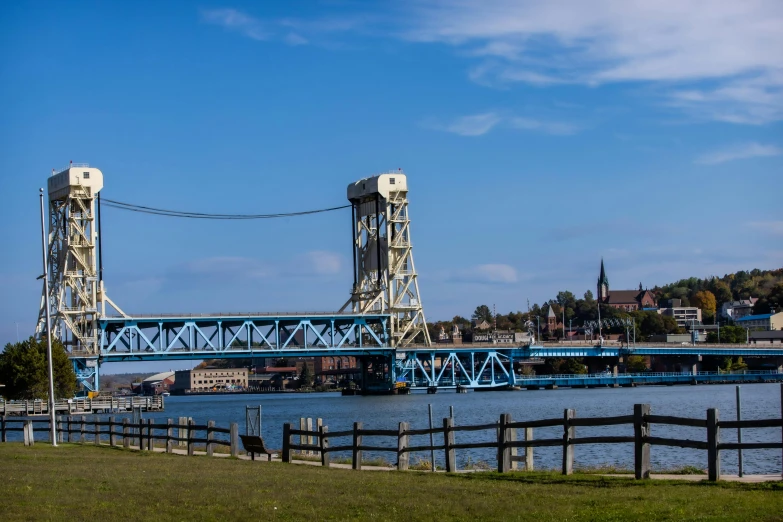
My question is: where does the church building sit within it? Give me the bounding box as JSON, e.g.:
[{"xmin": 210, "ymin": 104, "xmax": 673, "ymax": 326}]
[{"xmin": 597, "ymin": 259, "xmax": 656, "ymax": 311}]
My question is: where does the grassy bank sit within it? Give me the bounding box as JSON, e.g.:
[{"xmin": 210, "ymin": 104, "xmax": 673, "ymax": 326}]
[{"xmin": 1, "ymin": 444, "xmax": 781, "ymax": 521}]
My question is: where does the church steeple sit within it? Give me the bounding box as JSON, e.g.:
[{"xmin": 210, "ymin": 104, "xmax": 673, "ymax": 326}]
[{"xmin": 597, "ymin": 258, "xmax": 609, "ymax": 302}]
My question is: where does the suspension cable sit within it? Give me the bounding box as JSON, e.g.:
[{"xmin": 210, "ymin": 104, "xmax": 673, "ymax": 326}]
[{"xmin": 101, "ymin": 197, "xmax": 350, "ymax": 220}]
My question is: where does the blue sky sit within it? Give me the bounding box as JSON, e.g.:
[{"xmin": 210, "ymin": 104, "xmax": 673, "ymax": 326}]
[{"xmin": 1, "ymin": 1, "xmax": 781, "ymax": 372}]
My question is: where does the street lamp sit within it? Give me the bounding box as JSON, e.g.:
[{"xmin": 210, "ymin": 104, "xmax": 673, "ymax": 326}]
[
  {"xmin": 39, "ymin": 188, "xmax": 57, "ymax": 447},
  {"xmin": 569, "ymin": 318, "xmax": 573, "ymax": 341},
  {"xmin": 536, "ymin": 315, "xmax": 541, "ymax": 341}
]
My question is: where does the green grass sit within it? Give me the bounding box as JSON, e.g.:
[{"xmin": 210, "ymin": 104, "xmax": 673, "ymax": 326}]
[{"xmin": 1, "ymin": 444, "xmax": 781, "ymax": 521}]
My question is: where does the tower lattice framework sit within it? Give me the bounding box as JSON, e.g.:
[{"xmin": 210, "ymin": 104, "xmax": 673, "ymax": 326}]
[
  {"xmin": 341, "ymin": 172, "xmax": 431, "ymax": 347},
  {"xmin": 35, "ymin": 163, "xmax": 125, "ymax": 355}
]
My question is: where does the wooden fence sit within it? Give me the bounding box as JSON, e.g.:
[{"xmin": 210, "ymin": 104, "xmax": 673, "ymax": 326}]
[
  {"xmin": 1, "ymin": 416, "xmax": 239, "ymax": 457},
  {"xmin": 0, "ymin": 396, "xmax": 164, "ymax": 415},
  {"xmin": 282, "ymin": 397, "xmax": 783, "ymax": 481}
]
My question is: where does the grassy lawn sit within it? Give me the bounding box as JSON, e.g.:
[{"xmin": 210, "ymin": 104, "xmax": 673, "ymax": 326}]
[{"xmin": 1, "ymin": 444, "xmax": 781, "ymax": 521}]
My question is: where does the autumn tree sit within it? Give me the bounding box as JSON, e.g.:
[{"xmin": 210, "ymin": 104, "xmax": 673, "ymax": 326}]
[{"xmin": 691, "ymin": 290, "xmax": 717, "ymax": 320}]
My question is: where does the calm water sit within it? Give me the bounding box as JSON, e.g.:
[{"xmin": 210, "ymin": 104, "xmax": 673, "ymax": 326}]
[
  {"xmin": 151, "ymin": 383, "xmax": 781, "ymax": 474},
  {"xmin": 12, "ymin": 383, "xmax": 783, "ymax": 474}
]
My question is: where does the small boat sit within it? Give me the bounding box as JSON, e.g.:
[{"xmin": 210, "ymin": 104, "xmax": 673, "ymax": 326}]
[{"xmin": 161, "ymin": 392, "xmax": 170, "ymax": 397}]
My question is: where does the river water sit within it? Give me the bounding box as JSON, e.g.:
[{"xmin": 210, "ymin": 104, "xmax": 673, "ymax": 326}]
[
  {"xmin": 143, "ymin": 382, "xmax": 782, "ymax": 474},
  {"xmin": 9, "ymin": 383, "xmax": 782, "ymax": 475}
]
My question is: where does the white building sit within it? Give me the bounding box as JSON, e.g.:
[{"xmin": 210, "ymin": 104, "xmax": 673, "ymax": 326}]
[{"xmin": 721, "ymin": 298, "xmax": 758, "ymax": 320}]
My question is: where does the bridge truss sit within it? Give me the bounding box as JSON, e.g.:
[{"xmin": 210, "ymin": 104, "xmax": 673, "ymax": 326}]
[{"xmin": 396, "ymin": 350, "xmax": 517, "ymax": 389}]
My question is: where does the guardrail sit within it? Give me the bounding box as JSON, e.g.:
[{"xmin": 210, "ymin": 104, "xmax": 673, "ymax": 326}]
[
  {"xmin": 2, "ymin": 416, "xmax": 239, "ymax": 457},
  {"xmin": 280, "ymin": 384, "xmax": 783, "ymax": 480}
]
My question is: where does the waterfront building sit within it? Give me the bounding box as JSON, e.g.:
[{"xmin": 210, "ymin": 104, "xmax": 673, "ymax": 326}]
[
  {"xmin": 735, "ymin": 312, "xmax": 783, "ymax": 331},
  {"xmin": 131, "ymin": 371, "xmax": 175, "ymax": 396},
  {"xmin": 171, "ymin": 368, "xmax": 248, "ymax": 393}
]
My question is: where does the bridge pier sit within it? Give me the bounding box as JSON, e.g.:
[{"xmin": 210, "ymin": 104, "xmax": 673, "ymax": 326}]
[{"xmin": 358, "ymin": 354, "xmax": 396, "ymax": 395}]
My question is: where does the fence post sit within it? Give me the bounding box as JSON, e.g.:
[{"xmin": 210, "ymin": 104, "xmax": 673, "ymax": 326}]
[
  {"xmin": 634, "ymin": 404, "xmax": 651, "ymax": 479},
  {"xmin": 178, "ymin": 417, "xmax": 187, "ymax": 448},
  {"xmin": 166, "ymin": 419, "xmax": 174, "ymax": 454},
  {"xmin": 138, "ymin": 418, "xmax": 145, "ymax": 450},
  {"xmin": 282, "ymin": 423, "xmax": 291, "ymax": 463},
  {"xmin": 57, "ymin": 416, "xmax": 64, "ymax": 444},
  {"xmin": 230, "ymin": 422, "xmax": 239, "ymax": 458},
  {"xmin": 707, "ymin": 408, "xmax": 720, "ymax": 481},
  {"xmin": 352, "ymin": 421, "xmax": 363, "ymax": 470},
  {"xmin": 497, "ymin": 413, "xmax": 511, "ymax": 473},
  {"xmin": 562, "ymin": 409, "xmax": 575, "ymax": 475},
  {"xmin": 299, "ymin": 418, "xmax": 306, "ymax": 457},
  {"xmin": 509, "ymin": 420, "xmax": 518, "ymax": 470},
  {"xmin": 398, "ymin": 421, "xmax": 409, "ymax": 471},
  {"xmin": 123, "ymin": 419, "xmax": 129, "ymax": 448},
  {"xmin": 525, "ymin": 427, "xmax": 534, "ymax": 471},
  {"xmin": 108, "ymin": 417, "xmax": 115, "ymax": 447},
  {"xmin": 147, "ymin": 419, "xmax": 154, "ymax": 451},
  {"xmin": 206, "ymin": 420, "xmax": 215, "ymax": 457},
  {"xmin": 94, "ymin": 417, "xmax": 100, "ymax": 445},
  {"xmin": 67, "ymin": 416, "xmax": 72, "ymax": 443},
  {"xmin": 1, "ymin": 415, "xmax": 5, "ymax": 443},
  {"xmin": 319, "ymin": 426, "xmax": 330, "ymax": 467},
  {"xmin": 23, "ymin": 420, "xmax": 34, "ymax": 446},
  {"xmin": 80, "ymin": 415, "xmax": 86, "ymax": 443},
  {"xmin": 187, "ymin": 418, "xmax": 195, "ymax": 456},
  {"xmin": 443, "ymin": 417, "xmax": 456, "ymax": 473},
  {"xmin": 316, "ymin": 418, "xmax": 323, "ymax": 458}
]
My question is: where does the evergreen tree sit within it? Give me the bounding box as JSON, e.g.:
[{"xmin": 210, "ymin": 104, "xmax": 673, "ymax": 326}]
[{"xmin": 0, "ymin": 337, "xmax": 77, "ymax": 400}]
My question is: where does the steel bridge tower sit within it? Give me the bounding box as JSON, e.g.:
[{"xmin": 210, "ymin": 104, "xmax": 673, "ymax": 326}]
[
  {"xmin": 35, "ymin": 163, "xmax": 125, "ymax": 356},
  {"xmin": 341, "ymin": 172, "xmax": 431, "ymax": 347}
]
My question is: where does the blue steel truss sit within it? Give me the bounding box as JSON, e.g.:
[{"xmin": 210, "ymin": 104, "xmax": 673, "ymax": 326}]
[
  {"xmin": 396, "ymin": 350, "xmax": 517, "ymax": 389},
  {"xmin": 96, "ymin": 312, "xmax": 391, "ymax": 362},
  {"xmin": 70, "ymin": 330, "xmax": 783, "ymax": 392}
]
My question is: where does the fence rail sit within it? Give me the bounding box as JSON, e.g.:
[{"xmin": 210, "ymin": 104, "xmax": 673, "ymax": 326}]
[
  {"xmin": 0, "ymin": 396, "xmax": 164, "ymax": 416},
  {"xmin": 279, "ymin": 384, "xmax": 783, "ymax": 480},
  {"xmin": 1, "ymin": 415, "xmax": 239, "ymax": 457}
]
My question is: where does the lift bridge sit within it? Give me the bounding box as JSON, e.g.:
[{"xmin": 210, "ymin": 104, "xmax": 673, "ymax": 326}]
[{"xmin": 34, "ymin": 163, "xmax": 783, "ymax": 393}]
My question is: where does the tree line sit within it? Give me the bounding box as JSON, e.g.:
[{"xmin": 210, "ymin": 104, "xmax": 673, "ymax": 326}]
[{"xmin": 427, "ymin": 267, "xmax": 783, "ymax": 342}]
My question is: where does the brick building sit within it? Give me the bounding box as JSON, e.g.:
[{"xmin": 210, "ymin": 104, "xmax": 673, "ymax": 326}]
[{"xmin": 597, "ymin": 259, "xmax": 656, "ymax": 311}]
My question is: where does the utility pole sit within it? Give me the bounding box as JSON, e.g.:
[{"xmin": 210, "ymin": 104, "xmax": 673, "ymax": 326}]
[
  {"xmin": 597, "ymin": 299, "xmax": 603, "ymax": 346},
  {"xmin": 39, "ymin": 188, "xmax": 57, "ymax": 447},
  {"xmin": 562, "ymin": 307, "xmax": 565, "ymax": 341}
]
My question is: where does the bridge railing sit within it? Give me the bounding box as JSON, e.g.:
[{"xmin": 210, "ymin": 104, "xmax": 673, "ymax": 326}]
[
  {"xmin": 281, "ymin": 384, "xmax": 783, "ymax": 480},
  {"xmin": 1, "ymin": 415, "xmax": 240, "ymax": 457}
]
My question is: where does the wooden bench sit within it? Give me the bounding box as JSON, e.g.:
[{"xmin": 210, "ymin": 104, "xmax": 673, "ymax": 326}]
[{"xmin": 239, "ymin": 434, "xmax": 275, "ymax": 461}]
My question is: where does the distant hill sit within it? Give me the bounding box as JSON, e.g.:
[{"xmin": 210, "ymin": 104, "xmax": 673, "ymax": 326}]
[{"xmin": 653, "ymin": 267, "xmax": 783, "ymax": 315}]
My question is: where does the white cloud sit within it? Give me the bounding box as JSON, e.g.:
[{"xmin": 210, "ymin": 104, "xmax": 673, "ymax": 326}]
[
  {"xmin": 747, "ymin": 221, "xmax": 783, "ymax": 236},
  {"xmin": 182, "ymin": 256, "xmax": 272, "ymax": 279},
  {"xmin": 441, "ymin": 112, "xmax": 503, "ymax": 136},
  {"xmin": 200, "ymin": 8, "xmax": 366, "ymax": 46},
  {"xmin": 509, "ymin": 117, "xmax": 579, "ymax": 135},
  {"xmin": 694, "ymin": 143, "xmax": 782, "ymax": 165},
  {"xmin": 430, "ymin": 112, "xmax": 579, "ymax": 137},
  {"xmin": 200, "ymin": 8, "xmax": 270, "ymax": 41},
  {"xmin": 284, "ymin": 33, "xmax": 309, "ymax": 46},
  {"xmin": 303, "ymin": 251, "xmax": 341, "ymax": 275},
  {"xmin": 404, "ymin": 0, "xmax": 783, "ymax": 124},
  {"xmin": 450, "ymin": 264, "xmax": 518, "ymax": 284}
]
